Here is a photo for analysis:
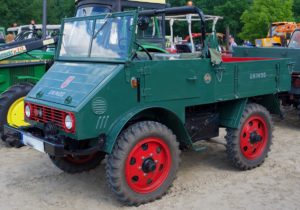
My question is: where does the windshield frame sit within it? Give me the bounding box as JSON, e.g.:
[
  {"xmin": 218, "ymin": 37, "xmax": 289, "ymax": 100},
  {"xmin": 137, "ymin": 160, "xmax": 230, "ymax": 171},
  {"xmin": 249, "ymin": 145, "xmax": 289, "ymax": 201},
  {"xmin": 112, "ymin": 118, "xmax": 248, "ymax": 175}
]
[{"xmin": 56, "ymin": 11, "xmax": 137, "ymax": 63}]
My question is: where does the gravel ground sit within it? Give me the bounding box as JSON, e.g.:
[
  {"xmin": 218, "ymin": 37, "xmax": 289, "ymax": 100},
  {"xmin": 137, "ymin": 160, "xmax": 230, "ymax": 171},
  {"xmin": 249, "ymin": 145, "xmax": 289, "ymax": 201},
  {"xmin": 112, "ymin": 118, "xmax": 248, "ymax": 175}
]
[{"xmin": 0, "ymin": 108, "xmax": 299, "ymax": 210}]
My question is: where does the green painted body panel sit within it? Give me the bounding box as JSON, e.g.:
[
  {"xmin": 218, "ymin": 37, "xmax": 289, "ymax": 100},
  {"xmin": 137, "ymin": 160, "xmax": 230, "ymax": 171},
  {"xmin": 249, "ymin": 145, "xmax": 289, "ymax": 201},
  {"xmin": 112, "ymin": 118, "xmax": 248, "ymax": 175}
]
[
  {"xmin": 142, "ymin": 44, "xmax": 168, "ymax": 53},
  {"xmin": 28, "ymin": 62, "xmax": 121, "ymax": 108},
  {"xmin": 23, "ymin": 11, "xmax": 292, "ymax": 153},
  {"xmin": 0, "ymin": 50, "xmax": 54, "ymax": 93},
  {"xmin": 233, "ymin": 46, "xmax": 300, "ymax": 72},
  {"xmin": 219, "ymin": 99, "xmax": 247, "ymax": 128},
  {"xmin": 26, "ymin": 57, "xmax": 291, "ymax": 152}
]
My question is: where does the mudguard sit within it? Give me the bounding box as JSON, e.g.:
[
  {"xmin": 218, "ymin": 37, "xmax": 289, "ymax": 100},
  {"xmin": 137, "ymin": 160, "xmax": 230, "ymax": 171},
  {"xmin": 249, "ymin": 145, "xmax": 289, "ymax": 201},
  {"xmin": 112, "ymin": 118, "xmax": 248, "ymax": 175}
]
[{"xmin": 104, "ymin": 106, "xmax": 191, "ymax": 153}]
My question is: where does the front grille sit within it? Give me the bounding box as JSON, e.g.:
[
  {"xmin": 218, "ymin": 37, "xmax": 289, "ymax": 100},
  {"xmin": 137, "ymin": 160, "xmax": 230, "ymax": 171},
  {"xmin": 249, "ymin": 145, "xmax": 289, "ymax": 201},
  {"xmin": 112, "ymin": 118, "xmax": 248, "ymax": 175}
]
[{"xmin": 26, "ymin": 103, "xmax": 75, "ymax": 133}]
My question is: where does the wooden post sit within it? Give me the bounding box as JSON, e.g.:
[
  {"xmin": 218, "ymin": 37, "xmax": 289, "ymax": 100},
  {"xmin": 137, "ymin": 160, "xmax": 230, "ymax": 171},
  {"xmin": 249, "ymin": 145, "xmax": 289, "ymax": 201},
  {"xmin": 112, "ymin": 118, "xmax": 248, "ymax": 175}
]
[{"xmin": 226, "ymin": 25, "xmax": 230, "ymax": 51}]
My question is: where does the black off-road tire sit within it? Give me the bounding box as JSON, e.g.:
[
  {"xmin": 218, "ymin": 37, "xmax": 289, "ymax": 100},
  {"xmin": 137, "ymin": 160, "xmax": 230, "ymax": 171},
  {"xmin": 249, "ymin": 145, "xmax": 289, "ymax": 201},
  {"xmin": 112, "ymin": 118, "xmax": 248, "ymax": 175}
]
[
  {"xmin": 50, "ymin": 152, "xmax": 106, "ymax": 174},
  {"xmin": 0, "ymin": 83, "xmax": 34, "ymax": 147},
  {"xmin": 106, "ymin": 121, "xmax": 180, "ymax": 206},
  {"xmin": 225, "ymin": 103, "xmax": 273, "ymax": 170}
]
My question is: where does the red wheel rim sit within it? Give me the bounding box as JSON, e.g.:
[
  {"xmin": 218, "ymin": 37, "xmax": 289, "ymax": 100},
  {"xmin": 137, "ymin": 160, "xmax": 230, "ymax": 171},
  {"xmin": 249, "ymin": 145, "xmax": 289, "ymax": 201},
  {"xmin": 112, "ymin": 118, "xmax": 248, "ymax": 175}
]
[
  {"xmin": 125, "ymin": 137, "xmax": 172, "ymax": 194},
  {"xmin": 65, "ymin": 153, "xmax": 98, "ymax": 165},
  {"xmin": 240, "ymin": 115, "xmax": 268, "ymax": 160}
]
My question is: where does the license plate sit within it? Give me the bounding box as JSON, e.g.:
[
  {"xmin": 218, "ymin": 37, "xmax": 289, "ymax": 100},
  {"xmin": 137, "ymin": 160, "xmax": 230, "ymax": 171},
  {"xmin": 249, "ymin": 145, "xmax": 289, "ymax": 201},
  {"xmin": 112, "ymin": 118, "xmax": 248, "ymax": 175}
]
[{"xmin": 22, "ymin": 133, "xmax": 45, "ymax": 153}]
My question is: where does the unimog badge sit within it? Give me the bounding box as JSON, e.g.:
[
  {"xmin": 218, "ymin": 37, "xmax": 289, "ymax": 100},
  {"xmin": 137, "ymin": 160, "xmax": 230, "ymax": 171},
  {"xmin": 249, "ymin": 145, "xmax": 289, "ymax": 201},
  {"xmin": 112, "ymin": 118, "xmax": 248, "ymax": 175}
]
[
  {"xmin": 61, "ymin": 76, "xmax": 75, "ymax": 89},
  {"xmin": 204, "ymin": 73, "xmax": 212, "ymax": 84}
]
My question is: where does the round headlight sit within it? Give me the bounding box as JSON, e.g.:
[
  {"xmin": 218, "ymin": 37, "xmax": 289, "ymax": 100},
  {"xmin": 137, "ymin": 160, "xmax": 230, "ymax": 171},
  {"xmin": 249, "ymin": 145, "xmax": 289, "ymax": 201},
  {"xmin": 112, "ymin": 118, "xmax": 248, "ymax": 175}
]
[
  {"xmin": 25, "ymin": 105, "xmax": 31, "ymax": 118},
  {"xmin": 65, "ymin": 114, "xmax": 73, "ymax": 130}
]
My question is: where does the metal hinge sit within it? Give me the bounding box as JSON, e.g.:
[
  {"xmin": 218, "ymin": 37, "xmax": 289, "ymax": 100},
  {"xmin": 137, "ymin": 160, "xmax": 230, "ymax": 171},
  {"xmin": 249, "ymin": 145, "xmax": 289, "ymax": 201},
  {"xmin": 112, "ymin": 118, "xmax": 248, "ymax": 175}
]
[
  {"xmin": 287, "ymin": 61, "xmax": 295, "ymax": 74},
  {"xmin": 140, "ymin": 66, "xmax": 152, "ymax": 75},
  {"xmin": 141, "ymin": 88, "xmax": 152, "ymax": 97},
  {"xmin": 213, "ymin": 65, "xmax": 226, "ymax": 82}
]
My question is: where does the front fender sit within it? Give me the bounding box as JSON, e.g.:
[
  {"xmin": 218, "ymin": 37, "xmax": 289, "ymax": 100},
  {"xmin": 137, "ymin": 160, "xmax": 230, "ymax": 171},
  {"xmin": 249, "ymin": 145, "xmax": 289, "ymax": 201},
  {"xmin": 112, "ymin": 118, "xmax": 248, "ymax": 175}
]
[{"xmin": 104, "ymin": 105, "xmax": 190, "ymax": 153}]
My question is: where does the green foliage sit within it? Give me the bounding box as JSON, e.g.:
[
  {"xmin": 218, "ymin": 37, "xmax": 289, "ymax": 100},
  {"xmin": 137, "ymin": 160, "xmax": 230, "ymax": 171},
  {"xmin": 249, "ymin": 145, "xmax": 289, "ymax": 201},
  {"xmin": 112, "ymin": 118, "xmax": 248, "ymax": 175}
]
[
  {"xmin": 0, "ymin": 0, "xmax": 299, "ymax": 43},
  {"xmin": 0, "ymin": 0, "xmax": 74, "ymax": 28},
  {"xmin": 214, "ymin": 0, "xmax": 251, "ymax": 37},
  {"xmin": 239, "ymin": 0, "xmax": 294, "ymax": 41},
  {"xmin": 294, "ymin": 0, "xmax": 300, "ymax": 22}
]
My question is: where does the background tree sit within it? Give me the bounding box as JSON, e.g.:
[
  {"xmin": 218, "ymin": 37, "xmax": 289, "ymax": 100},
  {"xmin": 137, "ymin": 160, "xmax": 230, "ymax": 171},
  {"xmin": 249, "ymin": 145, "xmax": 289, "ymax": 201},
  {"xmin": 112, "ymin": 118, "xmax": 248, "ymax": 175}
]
[
  {"xmin": 214, "ymin": 0, "xmax": 251, "ymax": 39},
  {"xmin": 293, "ymin": 0, "xmax": 300, "ymax": 22},
  {"xmin": 1, "ymin": 0, "xmax": 300, "ymax": 44},
  {"xmin": 239, "ymin": 0, "xmax": 294, "ymax": 41},
  {"xmin": 0, "ymin": 0, "xmax": 74, "ymax": 28}
]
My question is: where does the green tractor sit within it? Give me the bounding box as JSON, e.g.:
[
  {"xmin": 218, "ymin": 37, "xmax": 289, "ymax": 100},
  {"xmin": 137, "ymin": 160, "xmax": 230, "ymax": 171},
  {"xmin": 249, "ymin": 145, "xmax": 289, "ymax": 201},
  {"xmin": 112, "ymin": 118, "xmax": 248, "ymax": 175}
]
[
  {"xmin": 0, "ymin": 36, "xmax": 58, "ymax": 143},
  {"xmin": 4, "ymin": 7, "xmax": 291, "ymax": 205}
]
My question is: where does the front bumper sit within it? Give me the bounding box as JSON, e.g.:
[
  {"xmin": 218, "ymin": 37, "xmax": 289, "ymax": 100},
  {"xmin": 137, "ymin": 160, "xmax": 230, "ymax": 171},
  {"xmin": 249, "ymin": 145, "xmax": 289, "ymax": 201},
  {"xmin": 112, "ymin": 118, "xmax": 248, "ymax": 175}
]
[
  {"xmin": 3, "ymin": 125, "xmax": 104, "ymax": 157},
  {"xmin": 3, "ymin": 125, "xmax": 65, "ymax": 156}
]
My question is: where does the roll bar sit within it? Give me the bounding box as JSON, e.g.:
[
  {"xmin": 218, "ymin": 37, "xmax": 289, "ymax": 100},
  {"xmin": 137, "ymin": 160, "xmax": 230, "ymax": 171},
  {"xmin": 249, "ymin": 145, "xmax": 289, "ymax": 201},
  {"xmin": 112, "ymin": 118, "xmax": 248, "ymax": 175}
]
[{"xmin": 139, "ymin": 6, "xmax": 206, "ymax": 45}]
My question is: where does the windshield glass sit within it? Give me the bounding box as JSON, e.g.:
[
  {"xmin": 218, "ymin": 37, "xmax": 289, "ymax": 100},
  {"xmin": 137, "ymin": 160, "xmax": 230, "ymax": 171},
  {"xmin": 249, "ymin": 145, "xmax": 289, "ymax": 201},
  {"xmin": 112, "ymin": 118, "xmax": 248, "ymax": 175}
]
[
  {"xmin": 289, "ymin": 31, "xmax": 300, "ymax": 48},
  {"xmin": 59, "ymin": 13, "xmax": 135, "ymax": 61}
]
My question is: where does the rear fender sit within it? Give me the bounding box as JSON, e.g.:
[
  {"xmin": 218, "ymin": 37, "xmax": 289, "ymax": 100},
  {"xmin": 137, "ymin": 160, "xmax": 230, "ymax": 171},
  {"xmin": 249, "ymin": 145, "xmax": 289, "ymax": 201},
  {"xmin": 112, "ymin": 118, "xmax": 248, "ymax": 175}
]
[
  {"xmin": 219, "ymin": 98, "xmax": 248, "ymax": 129},
  {"xmin": 218, "ymin": 95, "xmax": 281, "ymax": 129},
  {"xmin": 252, "ymin": 94, "xmax": 281, "ymax": 115}
]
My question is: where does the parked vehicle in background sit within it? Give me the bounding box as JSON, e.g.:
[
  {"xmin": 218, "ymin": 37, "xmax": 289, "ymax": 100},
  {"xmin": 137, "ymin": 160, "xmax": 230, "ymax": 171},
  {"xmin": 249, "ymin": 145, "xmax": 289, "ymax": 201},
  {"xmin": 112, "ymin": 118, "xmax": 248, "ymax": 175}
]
[
  {"xmin": 6, "ymin": 25, "xmax": 60, "ymax": 42},
  {"xmin": 255, "ymin": 22, "xmax": 300, "ymax": 47},
  {"xmin": 165, "ymin": 14, "xmax": 223, "ymax": 53}
]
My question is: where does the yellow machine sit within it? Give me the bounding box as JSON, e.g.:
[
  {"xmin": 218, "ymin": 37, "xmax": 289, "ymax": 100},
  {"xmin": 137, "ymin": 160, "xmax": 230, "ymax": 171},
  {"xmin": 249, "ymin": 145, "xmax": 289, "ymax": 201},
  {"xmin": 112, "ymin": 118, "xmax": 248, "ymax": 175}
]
[{"xmin": 255, "ymin": 22, "xmax": 300, "ymax": 47}]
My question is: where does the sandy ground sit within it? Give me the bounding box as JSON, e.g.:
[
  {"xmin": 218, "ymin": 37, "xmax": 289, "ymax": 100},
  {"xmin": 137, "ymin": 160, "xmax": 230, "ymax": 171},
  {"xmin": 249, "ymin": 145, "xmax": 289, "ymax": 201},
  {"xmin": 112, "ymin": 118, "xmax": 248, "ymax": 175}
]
[{"xmin": 0, "ymin": 108, "xmax": 299, "ymax": 210}]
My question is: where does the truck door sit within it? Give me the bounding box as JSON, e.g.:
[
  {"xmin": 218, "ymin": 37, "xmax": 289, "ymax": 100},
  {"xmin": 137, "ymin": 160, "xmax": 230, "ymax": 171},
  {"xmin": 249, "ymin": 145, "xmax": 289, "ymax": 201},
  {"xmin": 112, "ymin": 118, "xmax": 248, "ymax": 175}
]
[{"xmin": 140, "ymin": 59, "xmax": 215, "ymax": 103}]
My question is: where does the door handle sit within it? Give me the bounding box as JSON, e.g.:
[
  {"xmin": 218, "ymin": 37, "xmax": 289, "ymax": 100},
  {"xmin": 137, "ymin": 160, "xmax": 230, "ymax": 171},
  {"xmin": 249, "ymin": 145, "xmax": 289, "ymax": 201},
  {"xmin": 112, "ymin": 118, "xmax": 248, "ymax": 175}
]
[{"xmin": 186, "ymin": 76, "xmax": 198, "ymax": 82}]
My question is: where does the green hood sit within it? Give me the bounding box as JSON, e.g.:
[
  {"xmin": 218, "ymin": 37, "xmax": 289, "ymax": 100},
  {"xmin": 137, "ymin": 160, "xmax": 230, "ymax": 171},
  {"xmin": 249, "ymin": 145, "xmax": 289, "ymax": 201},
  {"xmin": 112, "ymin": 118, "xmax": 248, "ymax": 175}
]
[{"xmin": 28, "ymin": 62, "xmax": 121, "ymax": 107}]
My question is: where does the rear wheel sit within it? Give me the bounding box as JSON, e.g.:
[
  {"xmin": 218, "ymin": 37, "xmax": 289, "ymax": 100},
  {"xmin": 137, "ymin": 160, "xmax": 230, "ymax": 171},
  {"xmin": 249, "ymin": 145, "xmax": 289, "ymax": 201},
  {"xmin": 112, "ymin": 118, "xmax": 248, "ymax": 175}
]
[
  {"xmin": 225, "ymin": 103, "xmax": 273, "ymax": 170},
  {"xmin": 106, "ymin": 121, "xmax": 180, "ymax": 206},
  {"xmin": 0, "ymin": 83, "xmax": 33, "ymax": 147},
  {"xmin": 50, "ymin": 152, "xmax": 106, "ymax": 174}
]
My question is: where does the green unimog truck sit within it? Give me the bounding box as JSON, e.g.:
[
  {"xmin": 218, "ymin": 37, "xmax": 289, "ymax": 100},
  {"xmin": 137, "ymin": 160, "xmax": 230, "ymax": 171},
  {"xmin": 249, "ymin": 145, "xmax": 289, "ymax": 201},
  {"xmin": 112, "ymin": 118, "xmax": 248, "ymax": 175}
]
[{"xmin": 4, "ymin": 7, "xmax": 292, "ymax": 205}]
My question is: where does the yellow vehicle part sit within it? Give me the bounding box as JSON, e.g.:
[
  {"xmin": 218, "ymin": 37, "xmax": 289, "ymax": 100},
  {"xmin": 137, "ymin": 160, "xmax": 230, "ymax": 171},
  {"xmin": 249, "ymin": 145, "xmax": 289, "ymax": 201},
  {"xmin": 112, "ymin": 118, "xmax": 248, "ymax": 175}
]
[
  {"xmin": 255, "ymin": 36, "xmax": 282, "ymax": 47},
  {"xmin": 7, "ymin": 97, "xmax": 30, "ymax": 127}
]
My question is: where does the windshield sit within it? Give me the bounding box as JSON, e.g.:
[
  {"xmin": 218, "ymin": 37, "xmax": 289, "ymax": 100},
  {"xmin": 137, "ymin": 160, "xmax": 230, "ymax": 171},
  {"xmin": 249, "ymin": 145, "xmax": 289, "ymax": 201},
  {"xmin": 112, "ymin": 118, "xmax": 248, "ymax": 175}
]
[
  {"xmin": 289, "ymin": 31, "xmax": 300, "ymax": 48},
  {"xmin": 59, "ymin": 13, "xmax": 135, "ymax": 61}
]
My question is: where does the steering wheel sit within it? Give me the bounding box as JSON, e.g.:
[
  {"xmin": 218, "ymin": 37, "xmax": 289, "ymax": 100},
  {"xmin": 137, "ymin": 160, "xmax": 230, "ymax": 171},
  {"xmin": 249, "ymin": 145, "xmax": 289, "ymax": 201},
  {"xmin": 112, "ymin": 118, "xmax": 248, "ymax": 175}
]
[{"xmin": 133, "ymin": 42, "xmax": 153, "ymax": 60}]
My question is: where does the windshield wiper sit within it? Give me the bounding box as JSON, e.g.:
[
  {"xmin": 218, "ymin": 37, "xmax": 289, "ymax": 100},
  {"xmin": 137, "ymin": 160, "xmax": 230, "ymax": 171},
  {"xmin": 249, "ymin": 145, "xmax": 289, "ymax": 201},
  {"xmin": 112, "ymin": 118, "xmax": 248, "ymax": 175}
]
[{"xmin": 93, "ymin": 13, "xmax": 112, "ymax": 39}]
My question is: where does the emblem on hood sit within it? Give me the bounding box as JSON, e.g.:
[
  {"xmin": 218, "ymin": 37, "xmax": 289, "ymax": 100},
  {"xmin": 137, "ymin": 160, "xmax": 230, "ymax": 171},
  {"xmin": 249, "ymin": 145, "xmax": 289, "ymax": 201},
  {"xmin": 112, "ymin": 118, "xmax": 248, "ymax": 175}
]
[{"xmin": 61, "ymin": 76, "xmax": 75, "ymax": 89}]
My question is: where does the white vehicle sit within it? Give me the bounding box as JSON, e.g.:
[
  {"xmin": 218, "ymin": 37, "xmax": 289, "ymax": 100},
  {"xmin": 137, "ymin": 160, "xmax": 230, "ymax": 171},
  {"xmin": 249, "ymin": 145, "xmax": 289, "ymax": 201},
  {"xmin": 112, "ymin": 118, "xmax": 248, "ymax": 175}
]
[{"xmin": 7, "ymin": 24, "xmax": 60, "ymax": 41}]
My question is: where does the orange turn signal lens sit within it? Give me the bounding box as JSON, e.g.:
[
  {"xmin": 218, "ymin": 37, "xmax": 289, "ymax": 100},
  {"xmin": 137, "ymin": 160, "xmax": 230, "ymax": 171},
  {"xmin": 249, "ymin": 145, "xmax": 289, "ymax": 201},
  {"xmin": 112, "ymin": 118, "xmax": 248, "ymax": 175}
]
[{"xmin": 131, "ymin": 77, "xmax": 138, "ymax": 88}]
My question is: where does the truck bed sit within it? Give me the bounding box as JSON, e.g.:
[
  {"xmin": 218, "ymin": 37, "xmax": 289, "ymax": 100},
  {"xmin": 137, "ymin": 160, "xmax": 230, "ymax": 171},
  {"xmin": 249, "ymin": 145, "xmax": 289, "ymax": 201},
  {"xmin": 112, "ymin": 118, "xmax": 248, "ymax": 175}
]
[
  {"xmin": 233, "ymin": 46, "xmax": 300, "ymax": 72},
  {"xmin": 140, "ymin": 57, "xmax": 291, "ymax": 104}
]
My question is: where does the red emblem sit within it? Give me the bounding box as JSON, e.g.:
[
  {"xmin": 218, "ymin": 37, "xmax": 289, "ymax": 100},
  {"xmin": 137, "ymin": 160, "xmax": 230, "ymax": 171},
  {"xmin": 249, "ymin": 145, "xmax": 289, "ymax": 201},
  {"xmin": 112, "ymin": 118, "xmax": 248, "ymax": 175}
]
[{"xmin": 60, "ymin": 76, "xmax": 75, "ymax": 89}]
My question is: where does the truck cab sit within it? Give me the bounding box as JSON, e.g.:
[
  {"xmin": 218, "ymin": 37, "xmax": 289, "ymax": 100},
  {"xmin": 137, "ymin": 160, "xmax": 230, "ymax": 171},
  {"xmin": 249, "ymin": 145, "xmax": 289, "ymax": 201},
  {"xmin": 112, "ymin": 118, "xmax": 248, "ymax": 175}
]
[{"xmin": 4, "ymin": 6, "xmax": 291, "ymax": 205}]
